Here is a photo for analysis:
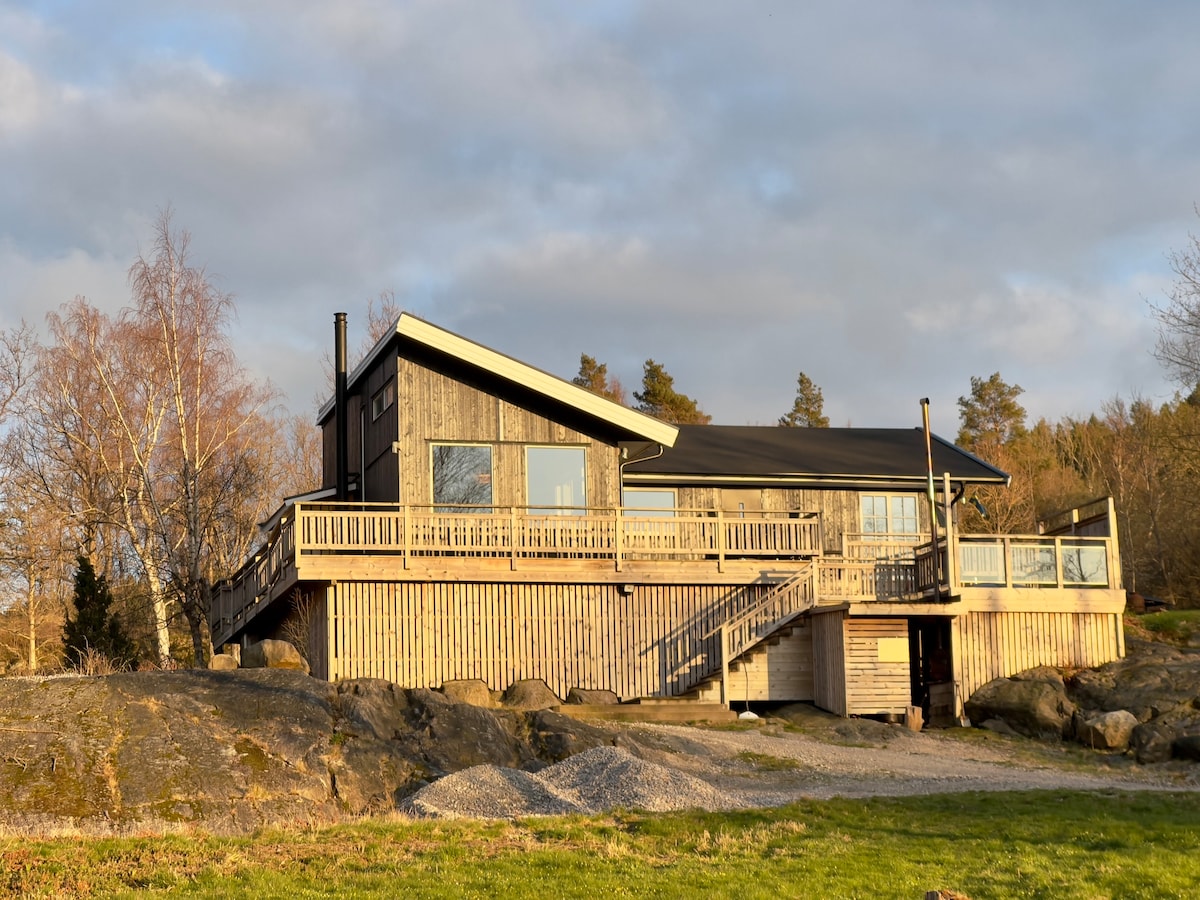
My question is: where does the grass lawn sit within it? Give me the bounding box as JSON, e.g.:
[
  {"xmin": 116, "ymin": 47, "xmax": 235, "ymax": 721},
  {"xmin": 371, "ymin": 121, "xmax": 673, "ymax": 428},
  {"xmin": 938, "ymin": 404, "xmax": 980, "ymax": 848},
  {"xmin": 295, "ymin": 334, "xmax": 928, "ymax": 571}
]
[{"xmin": 4, "ymin": 790, "xmax": 1198, "ymax": 899}]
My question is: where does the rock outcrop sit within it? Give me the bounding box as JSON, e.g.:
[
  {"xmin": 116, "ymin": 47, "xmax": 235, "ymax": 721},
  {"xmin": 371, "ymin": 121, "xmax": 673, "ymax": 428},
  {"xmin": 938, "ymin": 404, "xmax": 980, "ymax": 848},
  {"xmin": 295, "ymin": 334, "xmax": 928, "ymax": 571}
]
[
  {"xmin": 965, "ymin": 638, "xmax": 1200, "ymax": 762},
  {"xmin": 0, "ymin": 669, "xmax": 617, "ymax": 831}
]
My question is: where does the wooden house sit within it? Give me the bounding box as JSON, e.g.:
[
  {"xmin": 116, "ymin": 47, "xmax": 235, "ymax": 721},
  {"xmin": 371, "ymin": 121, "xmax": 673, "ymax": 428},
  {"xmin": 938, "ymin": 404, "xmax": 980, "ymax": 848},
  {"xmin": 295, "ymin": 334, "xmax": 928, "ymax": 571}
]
[{"xmin": 211, "ymin": 313, "xmax": 1125, "ymax": 722}]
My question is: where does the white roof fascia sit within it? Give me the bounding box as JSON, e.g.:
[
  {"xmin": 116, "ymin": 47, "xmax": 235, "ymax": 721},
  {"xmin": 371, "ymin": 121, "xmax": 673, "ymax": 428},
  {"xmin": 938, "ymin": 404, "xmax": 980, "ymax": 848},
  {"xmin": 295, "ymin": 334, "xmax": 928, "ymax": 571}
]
[{"xmin": 318, "ymin": 313, "xmax": 678, "ymax": 447}]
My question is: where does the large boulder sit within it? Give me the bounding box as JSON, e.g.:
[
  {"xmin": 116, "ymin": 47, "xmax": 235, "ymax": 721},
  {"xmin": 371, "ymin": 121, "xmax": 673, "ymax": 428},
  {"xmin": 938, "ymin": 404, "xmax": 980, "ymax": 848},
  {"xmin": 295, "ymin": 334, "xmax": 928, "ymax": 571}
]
[
  {"xmin": 1069, "ymin": 640, "xmax": 1200, "ymax": 717},
  {"xmin": 1075, "ymin": 710, "xmax": 1138, "ymax": 751},
  {"xmin": 501, "ymin": 679, "xmax": 561, "ymax": 710},
  {"xmin": 241, "ymin": 639, "xmax": 309, "ymax": 675},
  {"xmin": 965, "ymin": 676, "xmax": 1076, "ymax": 740},
  {"xmin": 440, "ymin": 679, "xmax": 496, "ymax": 708},
  {"xmin": 1173, "ymin": 735, "xmax": 1200, "ymax": 762},
  {"xmin": 1065, "ymin": 639, "xmax": 1200, "ymax": 762},
  {"xmin": 209, "ymin": 653, "xmax": 239, "ymax": 671},
  {"xmin": 1131, "ymin": 721, "xmax": 1178, "ymax": 764}
]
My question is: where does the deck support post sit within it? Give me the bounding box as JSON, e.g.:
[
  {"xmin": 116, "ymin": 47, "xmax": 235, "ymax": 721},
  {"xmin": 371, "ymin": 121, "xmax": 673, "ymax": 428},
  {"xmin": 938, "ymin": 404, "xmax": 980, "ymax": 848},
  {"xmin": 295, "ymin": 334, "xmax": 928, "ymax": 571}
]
[
  {"xmin": 716, "ymin": 508, "xmax": 725, "ymax": 573},
  {"xmin": 614, "ymin": 506, "xmax": 623, "ymax": 573},
  {"xmin": 719, "ymin": 624, "xmax": 730, "ymax": 709},
  {"xmin": 510, "ymin": 506, "xmax": 518, "ymax": 571}
]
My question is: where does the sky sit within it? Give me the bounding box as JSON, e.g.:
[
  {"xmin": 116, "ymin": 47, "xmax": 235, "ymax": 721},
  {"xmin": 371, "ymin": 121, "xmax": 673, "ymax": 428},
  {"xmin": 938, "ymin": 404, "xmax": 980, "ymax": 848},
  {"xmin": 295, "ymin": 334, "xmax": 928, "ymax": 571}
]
[{"xmin": 3, "ymin": 1, "xmax": 1199, "ymax": 436}]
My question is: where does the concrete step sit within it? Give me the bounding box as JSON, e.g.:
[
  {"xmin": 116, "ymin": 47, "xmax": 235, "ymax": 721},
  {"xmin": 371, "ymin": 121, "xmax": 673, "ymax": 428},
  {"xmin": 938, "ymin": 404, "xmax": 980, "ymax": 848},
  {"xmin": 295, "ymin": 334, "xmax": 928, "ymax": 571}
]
[{"xmin": 553, "ymin": 700, "xmax": 736, "ymax": 724}]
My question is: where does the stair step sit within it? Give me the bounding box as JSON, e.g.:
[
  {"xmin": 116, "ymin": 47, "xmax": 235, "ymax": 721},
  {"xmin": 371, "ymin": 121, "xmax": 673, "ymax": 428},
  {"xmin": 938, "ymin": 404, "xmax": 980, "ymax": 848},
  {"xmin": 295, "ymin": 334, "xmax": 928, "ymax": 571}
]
[{"xmin": 554, "ymin": 702, "xmax": 736, "ymax": 724}]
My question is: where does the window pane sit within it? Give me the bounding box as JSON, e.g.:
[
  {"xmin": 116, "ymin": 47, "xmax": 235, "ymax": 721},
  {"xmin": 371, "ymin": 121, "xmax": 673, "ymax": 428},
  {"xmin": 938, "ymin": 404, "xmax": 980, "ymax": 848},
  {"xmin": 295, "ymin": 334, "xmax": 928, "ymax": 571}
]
[
  {"xmin": 623, "ymin": 489, "xmax": 677, "ymax": 517},
  {"xmin": 861, "ymin": 495, "xmax": 887, "ymax": 536},
  {"xmin": 890, "ymin": 496, "xmax": 918, "ymax": 536},
  {"xmin": 527, "ymin": 447, "xmax": 586, "ymax": 514},
  {"xmin": 432, "ymin": 444, "xmax": 492, "ymax": 511}
]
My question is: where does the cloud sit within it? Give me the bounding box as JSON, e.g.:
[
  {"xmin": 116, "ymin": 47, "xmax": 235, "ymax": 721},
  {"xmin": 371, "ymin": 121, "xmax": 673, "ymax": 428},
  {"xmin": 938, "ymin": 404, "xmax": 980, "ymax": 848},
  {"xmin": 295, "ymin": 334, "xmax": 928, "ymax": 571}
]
[{"xmin": 2, "ymin": 1, "xmax": 1198, "ymax": 432}]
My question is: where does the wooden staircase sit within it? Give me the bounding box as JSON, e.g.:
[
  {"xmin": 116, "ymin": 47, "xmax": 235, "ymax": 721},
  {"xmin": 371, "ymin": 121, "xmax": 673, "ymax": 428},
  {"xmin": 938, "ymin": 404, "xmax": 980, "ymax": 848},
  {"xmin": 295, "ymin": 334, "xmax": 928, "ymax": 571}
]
[{"xmin": 680, "ymin": 564, "xmax": 816, "ymax": 703}]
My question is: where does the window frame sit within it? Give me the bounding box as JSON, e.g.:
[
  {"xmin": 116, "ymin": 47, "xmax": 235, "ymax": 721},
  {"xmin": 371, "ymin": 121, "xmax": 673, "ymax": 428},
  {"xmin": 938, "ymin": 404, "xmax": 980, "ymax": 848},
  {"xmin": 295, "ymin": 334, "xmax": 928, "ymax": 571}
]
[
  {"xmin": 371, "ymin": 379, "xmax": 395, "ymax": 421},
  {"xmin": 860, "ymin": 493, "xmax": 921, "ymax": 540},
  {"xmin": 622, "ymin": 487, "xmax": 678, "ymax": 517},
  {"xmin": 525, "ymin": 445, "xmax": 587, "ymax": 515},
  {"xmin": 430, "ymin": 442, "xmax": 493, "ymax": 512}
]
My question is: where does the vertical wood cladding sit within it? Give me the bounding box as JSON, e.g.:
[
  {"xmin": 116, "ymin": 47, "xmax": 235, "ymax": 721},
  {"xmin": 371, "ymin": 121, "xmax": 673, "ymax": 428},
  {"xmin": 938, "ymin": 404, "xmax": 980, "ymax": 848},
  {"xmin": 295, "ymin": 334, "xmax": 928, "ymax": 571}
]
[
  {"xmin": 811, "ymin": 610, "xmax": 847, "ymax": 716},
  {"xmin": 393, "ymin": 355, "xmax": 621, "ymax": 507},
  {"xmin": 323, "ymin": 580, "xmax": 791, "ymax": 700},
  {"xmin": 953, "ymin": 611, "xmax": 1123, "ymax": 707}
]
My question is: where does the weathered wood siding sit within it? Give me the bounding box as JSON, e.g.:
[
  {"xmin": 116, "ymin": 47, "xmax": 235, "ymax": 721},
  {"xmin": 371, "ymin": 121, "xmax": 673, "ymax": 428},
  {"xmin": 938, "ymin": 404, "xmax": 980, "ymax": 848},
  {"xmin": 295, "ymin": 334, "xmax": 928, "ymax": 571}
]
[
  {"xmin": 307, "ymin": 589, "xmax": 331, "ymax": 681},
  {"xmin": 954, "ymin": 611, "xmax": 1124, "ymax": 708},
  {"xmin": 844, "ymin": 618, "xmax": 911, "ymax": 715},
  {"xmin": 811, "ymin": 610, "xmax": 848, "ymax": 716},
  {"xmin": 723, "ymin": 621, "xmax": 814, "ymax": 703},
  {"xmin": 320, "ymin": 580, "xmax": 779, "ymax": 699},
  {"xmin": 393, "ymin": 356, "xmax": 621, "ymax": 507},
  {"xmin": 672, "ymin": 487, "xmax": 932, "ymax": 555}
]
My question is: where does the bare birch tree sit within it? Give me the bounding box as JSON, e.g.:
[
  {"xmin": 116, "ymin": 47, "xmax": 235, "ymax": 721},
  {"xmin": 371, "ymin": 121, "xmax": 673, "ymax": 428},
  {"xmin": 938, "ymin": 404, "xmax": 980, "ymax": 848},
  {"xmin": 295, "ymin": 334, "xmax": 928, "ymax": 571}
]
[
  {"xmin": 125, "ymin": 209, "xmax": 275, "ymax": 665},
  {"xmin": 0, "ymin": 321, "xmax": 33, "ymax": 427}
]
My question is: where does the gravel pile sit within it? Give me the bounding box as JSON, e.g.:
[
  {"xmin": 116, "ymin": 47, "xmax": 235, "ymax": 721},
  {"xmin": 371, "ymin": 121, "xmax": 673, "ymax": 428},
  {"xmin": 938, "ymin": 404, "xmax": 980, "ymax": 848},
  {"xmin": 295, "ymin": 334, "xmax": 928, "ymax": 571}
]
[{"xmin": 400, "ymin": 746, "xmax": 744, "ymax": 819}]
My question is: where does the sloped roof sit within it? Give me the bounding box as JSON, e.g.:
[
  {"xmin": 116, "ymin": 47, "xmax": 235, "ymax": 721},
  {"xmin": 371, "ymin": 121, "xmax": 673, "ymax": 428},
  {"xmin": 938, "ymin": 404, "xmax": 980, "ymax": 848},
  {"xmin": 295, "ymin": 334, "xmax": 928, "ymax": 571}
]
[
  {"xmin": 622, "ymin": 425, "xmax": 1008, "ymax": 490},
  {"xmin": 317, "ymin": 312, "xmax": 678, "ymax": 446}
]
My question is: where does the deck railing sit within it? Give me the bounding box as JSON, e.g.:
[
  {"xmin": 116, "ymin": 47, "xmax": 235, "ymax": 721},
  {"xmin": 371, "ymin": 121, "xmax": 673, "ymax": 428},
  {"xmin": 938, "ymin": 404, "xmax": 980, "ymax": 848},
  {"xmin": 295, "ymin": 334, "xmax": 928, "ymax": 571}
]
[
  {"xmin": 916, "ymin": 534, "xmax": 1115, "ymax": 594},
  {"xmin": 212, "ymin": 502, "xmax": 823, "ymax": 644},
  {"xmin": 292, "ymin": 502, "xmax": 822, "ymax": 563}
]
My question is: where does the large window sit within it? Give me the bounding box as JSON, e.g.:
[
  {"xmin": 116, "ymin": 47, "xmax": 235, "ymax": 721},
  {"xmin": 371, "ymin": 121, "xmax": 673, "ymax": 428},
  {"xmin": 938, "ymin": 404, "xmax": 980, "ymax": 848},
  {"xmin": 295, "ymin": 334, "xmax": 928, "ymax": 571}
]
[
  {"xmin": 526, "ymin": 447, "xmax": 586, "ymax": 514},
  {"xmin": 861, "ymin": 494, "xmax": 919, "ymax": 539},
  {"xmin": 432, "ymin": 444, "xmax": 492, "ymax": 511},
  {"xmin": 622, "ymin": 488, "xmax": 677, "ymax": 517}
]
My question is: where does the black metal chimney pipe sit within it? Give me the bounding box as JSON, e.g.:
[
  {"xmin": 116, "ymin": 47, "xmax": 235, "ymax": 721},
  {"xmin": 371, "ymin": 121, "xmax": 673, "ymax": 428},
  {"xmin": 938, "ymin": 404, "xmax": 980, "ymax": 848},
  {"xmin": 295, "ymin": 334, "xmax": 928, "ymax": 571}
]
[{"xmin": 335, "ymin": 312, "xmax": 349, "ymax": 501}]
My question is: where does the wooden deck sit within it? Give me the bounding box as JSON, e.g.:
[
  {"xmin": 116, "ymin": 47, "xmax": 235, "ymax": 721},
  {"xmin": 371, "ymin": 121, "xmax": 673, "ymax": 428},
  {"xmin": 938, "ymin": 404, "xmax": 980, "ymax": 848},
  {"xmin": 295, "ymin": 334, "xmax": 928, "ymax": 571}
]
[
  {"xmin": 210, "ymin": 501, "xmax": 1125, "ymax": 674},
  {"xmin": 211, "ymin": 503, "xmax": 825, "ymax": 646}
]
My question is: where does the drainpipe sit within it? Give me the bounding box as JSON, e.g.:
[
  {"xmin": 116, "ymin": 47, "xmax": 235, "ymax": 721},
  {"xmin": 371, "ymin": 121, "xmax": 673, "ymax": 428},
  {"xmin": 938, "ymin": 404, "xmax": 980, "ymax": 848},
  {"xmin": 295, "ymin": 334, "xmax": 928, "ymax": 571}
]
[{"xmin": 335, "ymin": 312, "xmax": 349, "ymax": 502}]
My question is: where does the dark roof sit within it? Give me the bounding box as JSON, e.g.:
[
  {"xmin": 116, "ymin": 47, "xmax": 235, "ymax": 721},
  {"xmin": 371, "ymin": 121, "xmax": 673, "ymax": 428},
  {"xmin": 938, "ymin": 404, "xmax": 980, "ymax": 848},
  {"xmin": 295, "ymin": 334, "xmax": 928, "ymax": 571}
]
[{"xmin": 622, "ymin": 426, "xmax": 1008, "ymax": 490}]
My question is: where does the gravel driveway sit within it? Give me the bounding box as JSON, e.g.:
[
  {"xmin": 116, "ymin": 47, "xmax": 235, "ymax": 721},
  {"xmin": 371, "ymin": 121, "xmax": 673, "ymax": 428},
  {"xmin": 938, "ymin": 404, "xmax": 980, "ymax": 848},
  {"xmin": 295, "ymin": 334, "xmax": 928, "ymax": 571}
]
[{"xmin": 402, "ymin": 708, "xmax": 1196, "ymax": 820}]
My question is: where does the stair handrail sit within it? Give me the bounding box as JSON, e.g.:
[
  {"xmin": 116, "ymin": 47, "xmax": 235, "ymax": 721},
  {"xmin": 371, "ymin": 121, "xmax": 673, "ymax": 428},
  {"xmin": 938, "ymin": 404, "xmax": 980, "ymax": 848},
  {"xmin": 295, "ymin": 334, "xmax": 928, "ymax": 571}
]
[{"xmin": 704, "ymin": 564, "xmax": 814, "ymax": 644}]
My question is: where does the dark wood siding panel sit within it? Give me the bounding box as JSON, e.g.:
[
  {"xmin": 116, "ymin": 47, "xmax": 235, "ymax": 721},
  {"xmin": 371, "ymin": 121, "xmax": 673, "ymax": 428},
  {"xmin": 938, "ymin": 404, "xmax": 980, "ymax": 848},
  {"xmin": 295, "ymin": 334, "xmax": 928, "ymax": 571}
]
[
  {"xmin": 321, "ymin": 395, "xmax": 364, "ymax": 493},
  {"xmin": 360, "ymin": 351, "xmax": 400, "ymax": 502}
]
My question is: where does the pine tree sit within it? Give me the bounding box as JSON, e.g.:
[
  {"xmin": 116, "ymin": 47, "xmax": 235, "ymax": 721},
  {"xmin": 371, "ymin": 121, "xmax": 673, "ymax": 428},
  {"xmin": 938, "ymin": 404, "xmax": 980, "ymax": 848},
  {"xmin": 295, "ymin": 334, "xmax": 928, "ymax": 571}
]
[
  {"xmin": 633, "ymin": 360, "xmax": 711, "ymax": 425},
  {"xmin": 957, "ymin": 372, "xmax": 1027, "ymax": 450},
  {"xmin": 778, "ymin": 371, "xmax": 829, "ymax": 427},
  {"xmin": 63, "ymin": 556, "xmax": 138, "ymax": 670},
  {"xmin": 572, "ymin": 354, "xmax": 626, "ymax": 404}
]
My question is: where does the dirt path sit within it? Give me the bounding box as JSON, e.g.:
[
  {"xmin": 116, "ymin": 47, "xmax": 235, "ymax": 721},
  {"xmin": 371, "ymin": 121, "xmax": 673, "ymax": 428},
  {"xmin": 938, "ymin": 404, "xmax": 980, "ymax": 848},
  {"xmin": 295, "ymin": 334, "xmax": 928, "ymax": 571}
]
[{"xmin": 615, "ymin": 707, "xmax": 1197, "ymax": 805}]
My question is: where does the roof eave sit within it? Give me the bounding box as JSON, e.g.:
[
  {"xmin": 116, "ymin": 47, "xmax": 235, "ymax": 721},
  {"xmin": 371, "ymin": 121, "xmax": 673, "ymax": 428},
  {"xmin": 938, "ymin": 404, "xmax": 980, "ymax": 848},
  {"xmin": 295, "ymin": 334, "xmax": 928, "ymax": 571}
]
[
  {"xmin": 317, "ymin": 313, "xmax": 677, "ymax": 447},
  {"xmin": 621, "ymin": 472, "xmax": 1010, "ymax": 489}
]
